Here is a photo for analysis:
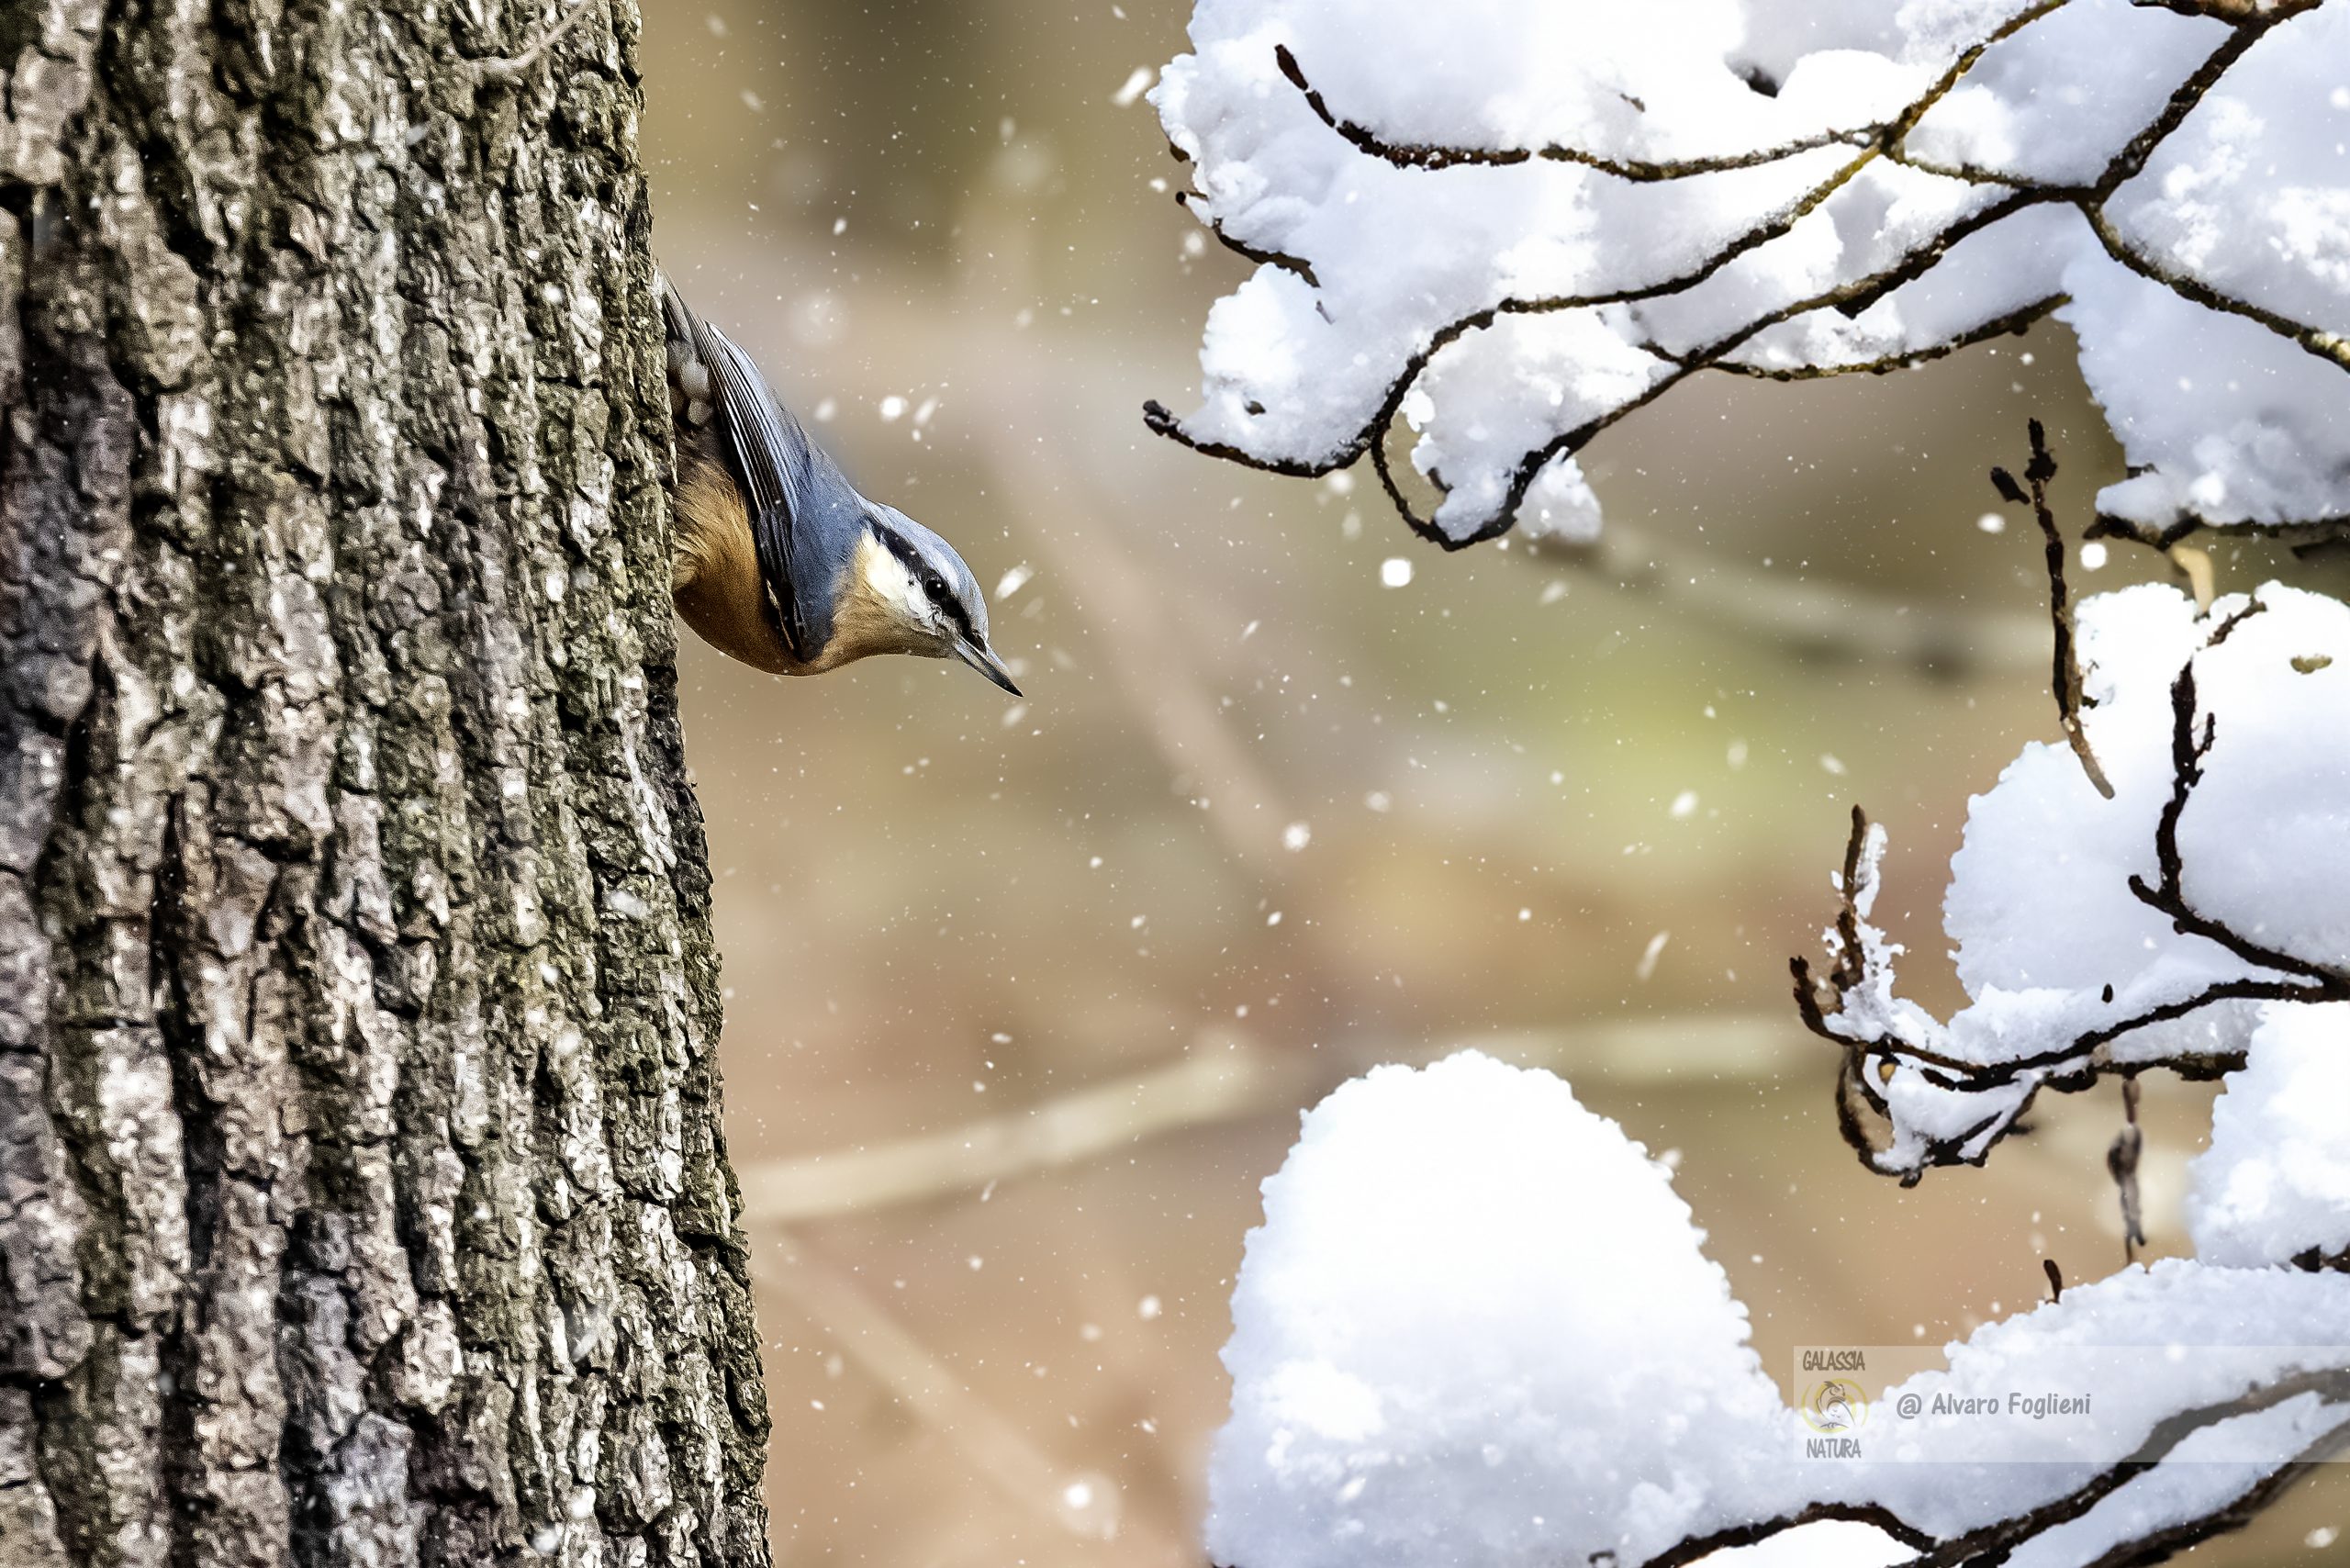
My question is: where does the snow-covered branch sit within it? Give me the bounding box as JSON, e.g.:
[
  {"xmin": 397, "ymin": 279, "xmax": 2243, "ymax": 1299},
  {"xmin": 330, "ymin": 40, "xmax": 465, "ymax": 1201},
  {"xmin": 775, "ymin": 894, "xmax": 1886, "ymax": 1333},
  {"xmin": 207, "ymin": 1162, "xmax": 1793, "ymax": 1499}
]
[
  {"xmin": 1148, "ymin": 0, "xmax": 2350, "ymax": 547},
  {"xmin": 1796, "ymin": 577, "xmax": 2350, "ymax": 1193}
]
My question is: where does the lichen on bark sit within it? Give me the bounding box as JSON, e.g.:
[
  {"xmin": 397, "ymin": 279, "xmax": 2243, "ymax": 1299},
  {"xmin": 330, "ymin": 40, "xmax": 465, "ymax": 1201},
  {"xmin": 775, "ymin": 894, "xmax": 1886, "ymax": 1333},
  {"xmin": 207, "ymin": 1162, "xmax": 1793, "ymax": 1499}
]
[{"xmin": 0, "ymin": 3, "xmax": 771, "ymax": 1563}]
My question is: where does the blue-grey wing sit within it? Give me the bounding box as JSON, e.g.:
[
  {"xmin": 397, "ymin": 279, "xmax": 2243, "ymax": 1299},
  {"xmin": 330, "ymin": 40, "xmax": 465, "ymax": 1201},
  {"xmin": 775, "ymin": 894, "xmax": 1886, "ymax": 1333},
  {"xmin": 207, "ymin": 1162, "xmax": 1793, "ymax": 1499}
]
[{"xmin": 659, "ymin": 272, "xmax": 841, "ymax": 659}]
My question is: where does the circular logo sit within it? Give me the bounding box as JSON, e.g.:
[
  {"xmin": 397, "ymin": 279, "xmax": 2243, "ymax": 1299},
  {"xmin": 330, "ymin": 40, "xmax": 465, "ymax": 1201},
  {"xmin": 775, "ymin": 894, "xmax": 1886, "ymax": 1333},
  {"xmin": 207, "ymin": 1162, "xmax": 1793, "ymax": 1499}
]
[{"xmin": 1801, "ymin": 1378, "xmax": 1870, "ymax": 1435}]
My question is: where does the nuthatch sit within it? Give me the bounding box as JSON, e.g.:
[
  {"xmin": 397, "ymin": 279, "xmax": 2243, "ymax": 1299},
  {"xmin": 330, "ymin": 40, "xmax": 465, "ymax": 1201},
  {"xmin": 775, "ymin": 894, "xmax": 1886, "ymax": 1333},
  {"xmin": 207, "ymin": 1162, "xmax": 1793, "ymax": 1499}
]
[{"xmin": 659, "ymin": 273, "xmax": 1021, "ymax": 695}]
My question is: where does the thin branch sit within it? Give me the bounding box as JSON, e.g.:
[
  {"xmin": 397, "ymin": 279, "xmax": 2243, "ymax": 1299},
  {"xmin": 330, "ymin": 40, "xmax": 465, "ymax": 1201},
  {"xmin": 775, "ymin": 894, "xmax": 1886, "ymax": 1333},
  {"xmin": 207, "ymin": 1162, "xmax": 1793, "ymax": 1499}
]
[
  {"xmin": 1991, "ymin": 419, "xmax": 2113, "ymax": 798},
  {"xmin": 1882, "ymin": 974, "xmax": 2313, "ymax": 1086},
  {"xmin": 2108, "ymin": 1076, "xmax": 2146, "ymax": 1264},
  {"xmin": 1522, "ymin": 521, "xmax": 2052, "ymax": 680},
  {"xmin": 1790, "ymin": 807, "xmax": 1886, "ymax": 1073},
  {"xmin": 1174, "ymin": 191, "xmax": 1321, "ymax": 287},
  {"xmin": 1889, "ymin": 1369, "xmax": 2350, "ymax": 1568},
  {"xmin": 1371, "ymin": 182, "xmax": 2065, "ymax": 548},
  {"xmin": 2150, "ymin": 657, "xmax": 2210, "ymax": 902},
  {"xmin": 1790, "ymin": 806, "xmax": 1902, "ymax": 1054},
  {"xmin": 1824, "ymin": 963, "xmax": 2322, "ymax": 1098},
  {"xmin": 1796, "ymin": 571, "xmax": 2350, "ymax": 1181},
  {"xmin": 2087, "ymin": 508, "xmax": 2350, "ymax": 554},
  {"xmin": 736, "ymin": 1016, "xmax": 1813, "ymax": 1225},
  {"xmin": 1272, "ymin": 1, "xmax": 2065, "ymax": 181},
  {"xmin": 1885, "ymin": 148, "xmax": 2060, "ymax": 189},
  {"xmin": 1707, "ymin": 295, "xmax": 2065, "ymax": 382},
  {"xmin": 1831, "ymin": 804, "xmax": 1872, "ymax": 991},
  {"xmin": 1809, "ymin": 933, "xmax": 2340, "ymax": 1184},
  {"xmin": 1797, "ymin": 932, "xmax": 2326, "ymax": 1176},
  {"xmin": 2081, "ymin": 206, "xmax": 2350, "ymax": 374},
  {"xmin": 1611, "ymin": 1367, "xmax": 2350, "ymax": 1568},
  {"xmin": 1271, "ymin": 41, "xmax": 1879, "ymax": 180},
  {"xmin": 2079, "ymin": 1417, "xmax": 2350, "ymax": 1568},
  {"xmin": 1830, "ymin": 1046, "xmax": 1896, "ymax": 1169},
  {"xmin": 2132, "ymin": 0, "xmax": 2328, "ymax": 18},
  {"xmin": 2124, "ymin": 655, "xmax": 2350, "ymax": 989},
  {"xmin": 2093, "ymin": 12, "xmax": 2270, "ymax": 192},
  {"xmin": 1635, "ymin": 1504, "xmax": 1936, "ymax": 1568}
]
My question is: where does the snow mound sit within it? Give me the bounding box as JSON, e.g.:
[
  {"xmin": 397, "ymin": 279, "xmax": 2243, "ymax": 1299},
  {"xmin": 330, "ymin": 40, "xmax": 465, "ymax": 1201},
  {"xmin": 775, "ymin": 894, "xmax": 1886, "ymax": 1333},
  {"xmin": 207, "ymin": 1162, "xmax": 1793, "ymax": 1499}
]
[{"xmin": 1209, "ymin": 1051, "xmax": 1790, "ymax": 1568}]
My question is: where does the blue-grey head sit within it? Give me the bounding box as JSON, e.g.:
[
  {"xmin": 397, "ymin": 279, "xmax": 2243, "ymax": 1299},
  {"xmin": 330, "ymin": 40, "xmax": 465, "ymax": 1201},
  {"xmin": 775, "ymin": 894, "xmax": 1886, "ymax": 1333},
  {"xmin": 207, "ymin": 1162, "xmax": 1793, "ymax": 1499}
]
[
  {"xmin": 754, "ymin": 426, "xmax": 1015, "ymax": 690},
  {"xmin": 815, "ymin": 498, "xmax": 1020, "ymax": 694}
]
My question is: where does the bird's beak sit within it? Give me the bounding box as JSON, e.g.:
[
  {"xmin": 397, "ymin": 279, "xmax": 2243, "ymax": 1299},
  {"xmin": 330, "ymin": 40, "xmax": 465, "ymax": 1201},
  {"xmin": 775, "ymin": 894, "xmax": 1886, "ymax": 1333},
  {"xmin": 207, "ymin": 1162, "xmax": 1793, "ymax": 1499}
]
[{"xmin": 954, "ymin": 636, "xmax": 1023, "ymax": 697}]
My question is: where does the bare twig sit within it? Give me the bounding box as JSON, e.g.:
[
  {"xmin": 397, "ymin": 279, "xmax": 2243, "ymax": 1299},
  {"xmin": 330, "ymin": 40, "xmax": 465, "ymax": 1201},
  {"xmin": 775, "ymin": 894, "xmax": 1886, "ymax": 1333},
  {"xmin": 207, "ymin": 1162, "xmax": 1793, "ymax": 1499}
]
[
  {"xmin": 1991, "ymin": 420, "xmax": 2113, "ymax": 798},
  {"xmin": 2133, "ymin": 0, "xmax": 2328, "ymax": 19},
  {"xmin": 1709, "ymin": 296, "xmax": 2066, "ymax": 383},
  {"xmin": 1788, "ymin": 805, "xmax": 1884, "ymax": 1050},
  {"xmin": 1828, "ymin": 804, "xmax": 1872, "ymax": 993},
  {"xmin": 1828, "ymin": 975, "xmax": 2313, "ymax": 1095},
  {"xmin": 2108, "ymin": 1076, "xmax": 2146, "ymax": 1264},
  {"xmin": 1817, "ymin": 970, "xmax": 2333, "ymax": 1183},
  {"xmin": 2071, "ymin": 1420, "xmax": 2350, "ymax": 1568}
]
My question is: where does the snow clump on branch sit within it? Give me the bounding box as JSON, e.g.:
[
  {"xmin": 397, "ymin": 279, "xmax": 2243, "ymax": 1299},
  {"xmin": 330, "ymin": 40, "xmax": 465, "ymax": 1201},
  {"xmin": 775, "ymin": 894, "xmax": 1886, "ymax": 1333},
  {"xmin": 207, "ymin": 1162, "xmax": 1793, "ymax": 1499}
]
[{"xmin": 1148, "ymin": 0, "xmax": 2350, "ymax": 546}]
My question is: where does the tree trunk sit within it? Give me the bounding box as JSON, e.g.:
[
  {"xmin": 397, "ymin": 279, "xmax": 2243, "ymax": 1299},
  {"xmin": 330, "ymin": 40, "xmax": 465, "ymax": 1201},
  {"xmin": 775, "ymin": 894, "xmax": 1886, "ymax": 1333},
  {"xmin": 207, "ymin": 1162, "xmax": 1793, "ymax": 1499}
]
[{"xmin": 0, "ymin": 4, "xmax": 771, "ymax": 1564}]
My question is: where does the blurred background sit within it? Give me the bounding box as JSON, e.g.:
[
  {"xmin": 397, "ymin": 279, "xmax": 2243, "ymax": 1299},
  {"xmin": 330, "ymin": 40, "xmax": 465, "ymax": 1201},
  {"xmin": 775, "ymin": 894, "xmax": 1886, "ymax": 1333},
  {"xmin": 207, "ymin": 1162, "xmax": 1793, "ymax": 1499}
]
[{"xmin": 638, "ymin": 4, "xmax": 2349, "ymax": 1562}]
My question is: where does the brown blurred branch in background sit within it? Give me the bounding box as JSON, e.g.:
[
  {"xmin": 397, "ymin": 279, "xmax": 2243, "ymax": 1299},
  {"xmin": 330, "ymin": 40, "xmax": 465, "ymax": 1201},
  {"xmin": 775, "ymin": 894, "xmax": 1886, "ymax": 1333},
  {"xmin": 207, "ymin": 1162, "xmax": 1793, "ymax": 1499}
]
[
  {"xmin": 754, "ymin": 1240, "xmax": 1126, "ymax": 1543},
  {"xmin": 989, "ymin": 398, "xmax": 1303, "ymax": 873},
  {"xmin": 737, "ymin": 1014, "xmax": 1808, "ymax": 1225},
  {"xmin": 739, "ymin": 1037, "xmax": 1276, "ymax": 1224},
  {"xmin": 1525, "ymin": 522, "xmax": 2050, "ymax": 680}
]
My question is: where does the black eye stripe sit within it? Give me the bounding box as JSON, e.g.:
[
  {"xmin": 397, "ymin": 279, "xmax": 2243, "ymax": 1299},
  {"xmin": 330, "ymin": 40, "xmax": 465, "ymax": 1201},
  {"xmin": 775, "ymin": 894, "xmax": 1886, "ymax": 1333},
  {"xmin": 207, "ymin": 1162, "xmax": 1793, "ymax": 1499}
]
[{"xmin": 876, "ymin": 529, "xmax": 978, "ymax": 641}]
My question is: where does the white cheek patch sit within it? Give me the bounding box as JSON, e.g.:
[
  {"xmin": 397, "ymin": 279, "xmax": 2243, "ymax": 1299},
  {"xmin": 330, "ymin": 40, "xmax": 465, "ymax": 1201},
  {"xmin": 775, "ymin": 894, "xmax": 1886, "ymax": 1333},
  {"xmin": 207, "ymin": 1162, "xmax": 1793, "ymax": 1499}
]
[{"xmin": 856, "ymin": 537, "xmax": 932, "ymax": 627}]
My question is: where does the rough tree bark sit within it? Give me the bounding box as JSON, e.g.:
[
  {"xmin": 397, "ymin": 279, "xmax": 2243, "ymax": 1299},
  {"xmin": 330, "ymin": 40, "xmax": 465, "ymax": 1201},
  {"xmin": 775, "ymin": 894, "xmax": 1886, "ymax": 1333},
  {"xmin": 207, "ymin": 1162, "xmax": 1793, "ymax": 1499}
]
[{"xmin": 0, "ymin": 3, "xmax": 772, "ymax": 1564}]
